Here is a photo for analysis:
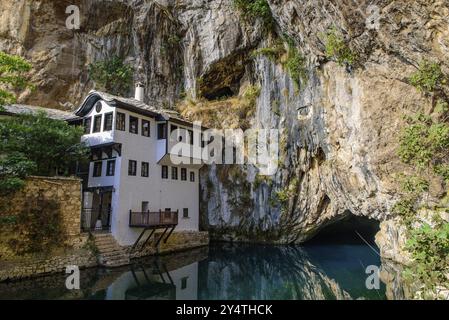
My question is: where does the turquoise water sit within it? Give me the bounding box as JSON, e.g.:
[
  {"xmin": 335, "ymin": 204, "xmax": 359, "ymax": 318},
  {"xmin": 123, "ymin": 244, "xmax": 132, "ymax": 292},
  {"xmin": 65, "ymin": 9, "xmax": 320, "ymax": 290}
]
[{"xmin": 0, "ymin": 243, "xmax": 385, "ymax": 300}]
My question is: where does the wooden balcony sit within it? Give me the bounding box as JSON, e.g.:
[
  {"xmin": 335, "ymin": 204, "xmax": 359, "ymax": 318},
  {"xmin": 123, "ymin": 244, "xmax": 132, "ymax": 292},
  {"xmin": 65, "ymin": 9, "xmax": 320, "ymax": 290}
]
[{"xmin": 129, "ymin": 210, "xmax": 178, "ymax": 228}]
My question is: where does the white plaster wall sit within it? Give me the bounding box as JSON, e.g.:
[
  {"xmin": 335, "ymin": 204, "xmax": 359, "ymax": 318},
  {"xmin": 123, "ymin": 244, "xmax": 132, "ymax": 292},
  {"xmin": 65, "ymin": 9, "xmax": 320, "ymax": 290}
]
[
  {"xmin": 113, "ymin": 108, "xmax": 200, "ymax": 245},
  {"xmin": 81, "ymin": 101, "xmax": 201, "ymax": 246}
]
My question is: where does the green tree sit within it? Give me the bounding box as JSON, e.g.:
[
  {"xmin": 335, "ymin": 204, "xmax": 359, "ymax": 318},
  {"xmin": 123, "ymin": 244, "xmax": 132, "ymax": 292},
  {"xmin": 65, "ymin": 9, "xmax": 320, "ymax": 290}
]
[
  {"xmin": 0, "ymin": 113, "xmax": 89, "ymax": 195},
  {"xmin": 88, "ymin": 56, "xmax": 133, "ymax": 96},
  {"xmin": 0, "ymin": 51, "xmax": 32, "ymax": 110}
]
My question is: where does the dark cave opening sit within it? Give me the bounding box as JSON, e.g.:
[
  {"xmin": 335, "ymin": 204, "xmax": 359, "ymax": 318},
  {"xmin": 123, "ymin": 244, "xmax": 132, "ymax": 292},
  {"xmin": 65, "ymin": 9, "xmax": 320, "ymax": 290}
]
[
  {"xmin": 203, "ymin": 87, "xmax": 235, "ymax": 100},
  {"xmin": 305, "ymin": 215, "xmax": 380, "ymax": 246}
]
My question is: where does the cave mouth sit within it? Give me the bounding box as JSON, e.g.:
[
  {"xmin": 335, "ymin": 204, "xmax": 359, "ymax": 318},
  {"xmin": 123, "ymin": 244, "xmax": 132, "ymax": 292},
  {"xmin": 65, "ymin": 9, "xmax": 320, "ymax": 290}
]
[{"xmin": 305, "ymin": 215, "xmax": 380, "ymax": 246}]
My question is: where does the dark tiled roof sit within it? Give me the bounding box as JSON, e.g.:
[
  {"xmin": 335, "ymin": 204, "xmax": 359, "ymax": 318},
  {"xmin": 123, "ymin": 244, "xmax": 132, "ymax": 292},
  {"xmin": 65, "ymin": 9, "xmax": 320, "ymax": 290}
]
[{"xmin": 76, "ymin": 90, "xmax": 195, "ymax": 126}]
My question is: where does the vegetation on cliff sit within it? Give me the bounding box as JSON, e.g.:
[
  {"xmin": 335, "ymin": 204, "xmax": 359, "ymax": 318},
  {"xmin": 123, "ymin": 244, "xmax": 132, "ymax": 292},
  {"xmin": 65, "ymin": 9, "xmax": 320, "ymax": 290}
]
[
  {"xmin": 233, "ymin": 0, "xmax": 274, "ymax": 32},
  {"xmin": 0, "ymin": 52, "xmax": 32, "ymax": 110},
  {"xmin": 323, "ymin": 27, "xmax": 357, "ymax": 68},
  {"xmin": 393, "ymin": 60, "xmax": 449, "ymax": 298},
  {"xmin": 252, "ymin": 38, "xmax": 307, "ymax": 89},
  {"xmin": 88, "ymin": 56, "xmax": 133, "ymax": 96}
]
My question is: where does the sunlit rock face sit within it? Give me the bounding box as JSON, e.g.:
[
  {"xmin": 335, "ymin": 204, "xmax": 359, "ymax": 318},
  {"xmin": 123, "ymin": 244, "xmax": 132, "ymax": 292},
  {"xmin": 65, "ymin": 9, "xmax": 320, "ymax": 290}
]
[{"xmin": 1, "ymin": 1, "xmax": 448, "ymax": 260}]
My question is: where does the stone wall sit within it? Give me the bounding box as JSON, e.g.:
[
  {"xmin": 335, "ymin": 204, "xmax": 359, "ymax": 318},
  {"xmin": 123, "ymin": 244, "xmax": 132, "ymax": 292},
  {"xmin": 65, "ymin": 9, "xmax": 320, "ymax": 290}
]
[
  {"xmin": 0, "ymin": 247, "xmax": 97, "ymax": 282},
  {"xmin": 0, "ymin": 176, "xmax": 97, "ymax": 281},
  {"xmin": 0, "ymin": 176, "xmax": 83, "ymax": 260}
]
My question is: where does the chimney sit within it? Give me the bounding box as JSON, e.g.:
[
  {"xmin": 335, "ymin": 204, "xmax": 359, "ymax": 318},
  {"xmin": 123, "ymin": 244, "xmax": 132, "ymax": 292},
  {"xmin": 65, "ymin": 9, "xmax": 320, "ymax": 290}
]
[{"xmin": 135, "ymin": 82, "xmax": 144, "ymax": 102}]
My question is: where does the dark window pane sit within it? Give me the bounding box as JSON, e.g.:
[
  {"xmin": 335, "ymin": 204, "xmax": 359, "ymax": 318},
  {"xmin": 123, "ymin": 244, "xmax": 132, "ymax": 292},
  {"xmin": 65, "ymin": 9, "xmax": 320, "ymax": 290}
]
[
  {"xmin": 142, "ymin": 120, "xmax": 150, "ymax": 137},
  {"xmin": 183, "ymin": 208, "xmax": 189, "ymax": 218},
  {"xmin": 116, "ymin": 112, "xmax": 126, "ymax": 131},
  {"xmin": 129, "ymin": 116, "xmax": 138, "ymax": 134},
  {"xmin": 181, "ymin": 168, "xmax": 187, "ymax": 181},
  {"xmin": 104, "ymin": 112, "xmax": 113, "ymax": 131},
  {"xmin": 128, "ymin": 160, "xmax": 137, "ymax": 176},
  {"xmin": 141, "ymin": 162, "xmax": 149, "ymax": 177},
  {"xmin": 93, "ymin": 115, "xmax": 102, "ymax": 133},
  {"xmin": 83, "ymin": 117, "xmax": 91, "ymax": 134},
  {"xmin": 93, "ymin": 161, "xmax": 102, "ymax": 177},
  {"xmin": 171, "ymin": 167, "xmax": 178, "ymax": 180},
  {"xmin": 157, "ymin": 123, "xmax": 167, "ymax": 139},
  {"xmin": 162, "ymin": 165, "xmax": 168, "ymax": 179},
  {"xmin": 106, "ymin": 160, "xmax": 115, "ymax": 176},
  {"xmin": 188, "ymin": 130, "xmax": 194, "ymax": 145},
  {"xmin": 190, "ymin": 171, "xmax": 195, "ymax": 182}
]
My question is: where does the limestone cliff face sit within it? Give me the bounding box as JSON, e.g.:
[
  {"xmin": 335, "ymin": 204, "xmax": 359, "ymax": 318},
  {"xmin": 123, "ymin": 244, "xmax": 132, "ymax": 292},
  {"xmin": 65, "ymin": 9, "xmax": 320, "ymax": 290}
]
[{"xmin": 1, "ymin": 1, "xmax": 448, "ymax": 258}]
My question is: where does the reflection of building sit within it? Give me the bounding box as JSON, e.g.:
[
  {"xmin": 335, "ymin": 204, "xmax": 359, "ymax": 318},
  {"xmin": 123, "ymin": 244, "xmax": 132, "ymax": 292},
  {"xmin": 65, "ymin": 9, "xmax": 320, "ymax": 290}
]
[
  {"xmin": 73, "ymin": 86, "xmax": 204, "ymax": 246},
  {"xmin": 103, "ymin": 260, "xmax": 199, "ymax": 300}
]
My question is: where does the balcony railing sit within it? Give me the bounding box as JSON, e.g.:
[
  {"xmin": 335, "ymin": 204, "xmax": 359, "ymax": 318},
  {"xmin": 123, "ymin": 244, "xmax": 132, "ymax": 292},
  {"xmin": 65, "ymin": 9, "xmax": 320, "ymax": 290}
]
[
  {"xmin": 81, "ymin": 208, "xmax": 111, "ymax": 232},
  {"xmin": 129, "ymin": 210, "xmax": 178, "ymax": 228}
]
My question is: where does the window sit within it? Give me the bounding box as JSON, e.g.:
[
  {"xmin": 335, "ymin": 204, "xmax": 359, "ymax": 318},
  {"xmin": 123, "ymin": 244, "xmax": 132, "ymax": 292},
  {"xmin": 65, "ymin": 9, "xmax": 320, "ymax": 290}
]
[
  {"xmin": 142, "ymin": 201, "xmax": 149, "ymax": 212},
  {"xmin": 171, "ymin": 167, "xmax": 178, "ymax": 180},
  {"xmin": 165, "ymin": 208, "xmax": 171, "ymax": 212},
  {"xmin": 181, "ymin": 277, "xmax": 188, "ymax": 290},
  {"xmin": 183, "ymin": 208, "xmax": 189, "ymax": 218},
  {"xmin": 188, "ymin": 130, "xmax": 194, "ymax": 145},
  {"xmin": 170, "ymin": 124, "xmax": 178, "ymax": 141},
  {"xmin": 161, "ymin": 165, "xmax": 168, "ymax": 179},
  {"xmin": 104, "ymin": 112, "xmax": 113, "ymax": 131},
  {"xmin": 129, "ymin": 116, "xmax": 138, "ymax": 134},
  {"xmin": 106, "ymin": 160, "xmax": 115, "ymax": 176},
  {"xmin": 93, "ymin": 115, "xmax": 102, "ymax": 133},
  {"xmin": 83, "ymin": 117, "xmax": 91, "ymax": 134},
  {"xmin": 181, "ymin": 168, "xmax": 187, "ymax": 181},
  {"xmin": 128, "ymin": 160, "xmax": 137, "ymax": 176},
  {"xmin": 95, "ymin": 101, "xmax": 102, "ymax": 113},
  {"xmin": 116, "ymin": 112, "xmax": 125, "ymax": 131},
  {"xmin": 190, "ymin": 171, "xmax": 195, "ymax": 182},
  {"xmin": 142, "ymin": 119, "xmax": 150, "ymax": 137},
  {"xmin": 157, "ymin": 123, "xmax": 167, "ymax": 139},
  {"xmin": 141, "ymin": 162, "xmax": 149, "ymax": 177},
  {"xmin": 93, "ymin": 161, "xmax": 102, "ymax": 177}
]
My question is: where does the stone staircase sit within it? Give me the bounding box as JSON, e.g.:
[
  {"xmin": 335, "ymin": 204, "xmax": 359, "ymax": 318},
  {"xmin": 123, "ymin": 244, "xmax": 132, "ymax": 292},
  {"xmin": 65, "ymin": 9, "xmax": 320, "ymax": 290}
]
[{"xmin": 92, "ymin": 233, "xmax": 130, "ymax": 268}]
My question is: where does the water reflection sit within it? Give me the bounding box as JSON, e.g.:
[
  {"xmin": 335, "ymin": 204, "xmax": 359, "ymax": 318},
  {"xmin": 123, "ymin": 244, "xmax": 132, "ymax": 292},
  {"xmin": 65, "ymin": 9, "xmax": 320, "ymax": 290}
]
[{"xmin": 0, "ymin": 243, "xmax": 387, "ymax": 300}]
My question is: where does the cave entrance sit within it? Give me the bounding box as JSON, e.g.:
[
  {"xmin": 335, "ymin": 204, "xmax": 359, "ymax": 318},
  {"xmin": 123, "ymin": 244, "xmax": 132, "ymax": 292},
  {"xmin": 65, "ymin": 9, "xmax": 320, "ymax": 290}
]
[{"xmin": 305, "ymin": 214, "xmax": 380, "ymax": 246}]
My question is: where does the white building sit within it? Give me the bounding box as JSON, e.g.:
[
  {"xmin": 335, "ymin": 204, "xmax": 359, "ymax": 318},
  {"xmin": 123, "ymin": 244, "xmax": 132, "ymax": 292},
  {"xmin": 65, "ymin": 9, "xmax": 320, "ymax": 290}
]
[{"xmin": 74, "ymin": 87, "xmax": 204, "ymax": 247}]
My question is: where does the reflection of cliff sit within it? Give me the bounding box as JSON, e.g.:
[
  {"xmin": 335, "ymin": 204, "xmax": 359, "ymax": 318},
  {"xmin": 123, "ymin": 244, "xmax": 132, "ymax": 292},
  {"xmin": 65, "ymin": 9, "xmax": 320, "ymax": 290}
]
[{"xmin": 198, "ymin": 244, "xmax": 383, "ymax": 300}]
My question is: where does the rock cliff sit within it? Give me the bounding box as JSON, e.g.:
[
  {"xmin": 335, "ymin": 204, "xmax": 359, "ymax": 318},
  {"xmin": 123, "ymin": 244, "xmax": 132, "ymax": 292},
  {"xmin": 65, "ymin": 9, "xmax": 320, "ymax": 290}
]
[{"xmin": 1, "ymin": 0, "xmax": 448, "ymax": 262}]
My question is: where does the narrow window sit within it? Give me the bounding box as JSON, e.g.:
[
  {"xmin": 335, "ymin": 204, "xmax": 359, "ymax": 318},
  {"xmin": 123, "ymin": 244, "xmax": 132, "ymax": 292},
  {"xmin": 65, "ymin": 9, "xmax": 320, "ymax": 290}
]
[
  {"xmin": 103, "ymin": 112, "xmax": 113, "ymax": 131},
  {"xmin": 190, "ymin": 171, "xmax": 195, "ymax": 182},
  {"xmin": 183, "ymin": 208, "xmax": 189, "ymax": 218},
  {"xmin": 129, "ymin": 116, "xmax": 138, "ymax": 134},
  {"xmin": 128, "ymin": 160, "xmax": 137, "ymax": 176},
  {"xmin": 93, "ymin": 115, "xmax": 102, "ymax": 133},
  {"xmin": 83, "ymin": 117, "xmax": 91, "ymax": 134},
  {"xmin": 161, "ymin": 165, "xmax": 168, "ymax": 179},
  {"xmin": 188, "ymin": 129, "xmax": 194, "ymax": 145},
  {"xmin": 171, "ymin": 167, "xmax": 178, "ymax": 180},
  {"xmin": 181, "ymin": 277, "xmax": 188, "ymax": 290},
  {"xmin": 142, "ymin": 119, "xmax": 150, "ymax": 137},
  {"xmin": 141, "ymin": 162, "xmax": 149, "ymax": 177},
  {"xmin": 93, "ymin": 161, "xmax": 102, "ymax": 177},
  {"xmin": 181, "ymin": 168, "xmax": 187, "ymax": 181},
  {"xmin": 116, "ymin": 112, "xmax": 126, "ymax": 131},
  {"xmin": 106, "ymin": 160, "xmax": 115, "ymax": 176},
  {"xmin": 157, "ymin": 123, "xmax": 167, "ymax": 139}
]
